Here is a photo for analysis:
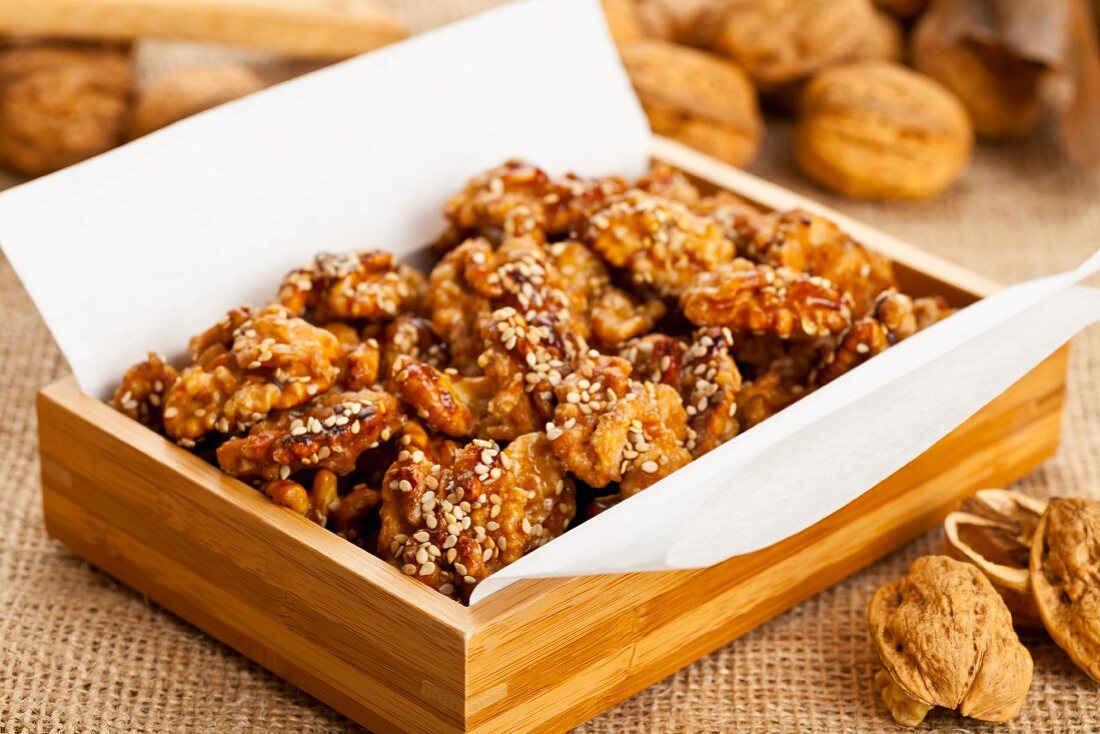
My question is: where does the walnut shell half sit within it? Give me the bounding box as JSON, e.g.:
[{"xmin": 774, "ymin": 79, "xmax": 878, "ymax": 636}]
[
  {"xmin": 943, "ymin": 489, "xmax": 1048, "ymax": 628},
  {"xmin": 869, "ymin": 555, "xmax": 1033, "ymax": 727},
  {"xmin": 0, "ymin": 43, "xmax": 134, "ymax": 177},
  {"xmin": 795, "ymin": 61, "xmax": 973, "ymax": 200},
  {"xmin": 1030, "ymin": 497, "xmax": 1100, "ymax": 683},
  {"xmin": 619, "ymin": 39, "xmax": 762, "ymax": 167}
]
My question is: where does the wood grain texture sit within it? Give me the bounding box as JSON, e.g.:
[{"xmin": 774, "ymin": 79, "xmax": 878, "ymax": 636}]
[
  {"xmin": 0, "ymin": 0, "xmax": 407, "ymax": 59},
  {"xmin": 35, "ymin": 138, "xmax": 1070, "ymax": 733}
]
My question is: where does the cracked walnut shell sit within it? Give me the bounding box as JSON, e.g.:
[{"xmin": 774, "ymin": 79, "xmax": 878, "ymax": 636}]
[
  {"xmin": 0, "ymin": 43, "xmax": 134, "ymax": 177},
  {"xmin": 618, "ymin": 39, "xmax": 762, "ymax": 167},
  {"xmin": 943, "ymin": 489, "xmax": 1048, "ymax": 628},
  {"xmin": 1030, "ymin": 497, "xmax": 1100, "ymax": 682},
  {"xmin": 868, "ymin": 555, "xmax": 1033, "ymax": 727},
  {"xmin": 795, "ymin": 61, "xmax": 973, "ymax": 200}
]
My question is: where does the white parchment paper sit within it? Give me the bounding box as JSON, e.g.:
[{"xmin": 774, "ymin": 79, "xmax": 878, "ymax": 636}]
[
  {"xmin": 0, "ymin": 0, "xmax": 1096, "ymax": 605},
  {"xmin": 0, "ymin": 0, "xmax": 649, "ymax": 399}
]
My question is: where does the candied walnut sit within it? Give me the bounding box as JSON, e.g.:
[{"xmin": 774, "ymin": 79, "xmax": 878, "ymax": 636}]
[
  {"xmin": 944, "ymin": 489, "xmax": 1048, "ymax": 628},
  {"xmin": 278, "ymin": 250, "xmax": 426, "ymax": 322},
  {"xmin": 340, "ymin": 337, "xmax": 382, "ymax": 390},
  {"xmin": 389, "ymin": 356, "xmax": 493, "ymax": 438},
  {"xmin": 1030, "ymin": 498, "xmax": 1100, "ymax": 682},
  {"xmin": 163, "ymin": 305, "xmax": 342, "ymax": 443},
  {"xmin": 736, "ymin": 369, "xmax": 806, "ymax": 430},
  {"xmin": 747, "ymin": 209, "xmax": 897, "ymax": 317},
  {"xmin": 692, "ymin": 190, "xmax": 762, "ymax": 256},
  {"xmin": 679, "ymin": 328, "xmax": 741, "ymax": 456},
  {"xmin": 622, "ymin": 328, "xmax": 741, "ymax": 456},
  {"xmin": 380, "ymin": 314, "xmax": 447, "ymax": 378},
  {"xmin": 548, "ymin": 354, "xmax": 691, "ymax": 496},
  {"xmin": 215, "ymin": 388, "xmax": 404, "ymax": 481},
  {"xmin": 262, "ymin": 479, "xmax": 311, "ymax": 515},
  {"xmin": 681, "ymin": 258, "xmax": 852, "ymax": 339},
  {"xmin": 330, "ymin": 483, "xmax": 383, "ymax": 543},
  {"xmin": 815, "ymin": 290, "xmax": 953, "ymax": 385},
  {"xmin": 635, "ymin": 164, "xmax": 700, "ymax": 204},
  {"xmin": 441, "ymin": 159, "xmax": 626, "ymax": 245},
  {"xmin": 547, "ymin": 239, "xmax": 666, "ymax": 347},
  {"xmin": 588, "ymin": 189, "xmax": 735, "ymax": 297},
  {"xmin": 428, "ymin": 236, "xmax": 584, "ymax": 373},
  {"xmin": 378, "ymin": 433, "xmax": 576, "ymax": 599},
  {"xmin": 112, "ymin": 352, "xmax": 179, "ymax": 431},
  {"xmin": 869, "ymin": 555, "xmax": 1033, "ymax": 726}
]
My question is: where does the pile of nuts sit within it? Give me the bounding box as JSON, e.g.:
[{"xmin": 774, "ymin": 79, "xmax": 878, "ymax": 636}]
[
  {"xmin": 0, "ymin": 41, "xmax": 263, "ymax": 177},
  {"xmin": 605, "ymin": 0, "xmax": 1093, "ymax": 199},
  {"xmin": 868, "ymin": 491, "xmax": 1100, "ymax": 727}
]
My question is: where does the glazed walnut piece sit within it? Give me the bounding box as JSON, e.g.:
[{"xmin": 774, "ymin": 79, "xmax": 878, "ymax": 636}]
[
  {"xmin": 162, "ymin": 305, "xmax": 342, "ymax": 443},
  {"xmin": 588, "ymin": 189, "xmax": 735, "ymax": 298},
  {"xmin": 378, "ymin": 432, "xmax": 576, "ymax": 600},
  {"xmin": 547, "ymin": 354, "xmax": 692, "ymax": 497},
  {"xmin": 681, "ymin": 258, "xmax": 852, "ymax": 340},
  {"xmin": 747, "ymin": 209, "xmax": 897, "ymax": 318},
  {"xmin": 1030, "ymin": 498, "xmax": 1100, "ymax": 682},
  {"xmin": 215, "ymin": 388, "xmax": 404, "ymax": 481},
  {"xmin": 112, "ymin": 352, "xmax": 179, "ymax": 432},
  {"xmin": 869, "ymin": 555, "xmax": 1033, "ymax": 727},
  {"xmin": 278, "ymin": 250, "xmax": 426, "ymax": 322},
  {"xmin": 440, "ymin": 159, "xmax": 626, "ymax": 245},
  {"xmin": 621, "ymin": 328, "xmax": 742, "ymax": 457}
]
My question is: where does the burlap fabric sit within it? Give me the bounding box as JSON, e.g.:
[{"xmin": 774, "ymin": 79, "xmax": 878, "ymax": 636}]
[{"xmin": 2, "ymin": 2, "xmax": 1099, "ymax": 731}]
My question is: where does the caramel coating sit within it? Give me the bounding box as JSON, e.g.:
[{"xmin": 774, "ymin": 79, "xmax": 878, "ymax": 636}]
[
  {"xmin": 548, "ymin": 354, "xmax": 691, "ymax": 496},
  {"xmin": 736, "ymin": 369, "xmax": 806, "ymax": 430},
  {"xmin": 112, "ymin": 352, "xmax": 179, "ymax": 431},
  {"xmin": 589, "ymin": 189, "xmax": 735, "ymax": 297},
  {"xmin": 279, "ymin": 250, "xmax": 426, "ymax": 322},
  {"xmin": 216, "ymin": 388, "xmax": 404, "ymax": 481},
  {"xmin": 681, "ymin": 258, "xmax": 852, "ymax": 339},
  {"xmin": 162, "ymin": 305, "xmax": 342, "ymax": 443},
  {"xmin": 378, "ymin": 432, "xmax": 575, "ymax": 600},
  {"xmin": 441, "ymin": 159, "xmax": 626, "ymax": 246},
  {"xmin": 0, "ymin": 43, "xmax": 134, "ymax": 177},
  {"xmin": 748, "ymin": 209, "xmax": 897, "ymax": 318}
]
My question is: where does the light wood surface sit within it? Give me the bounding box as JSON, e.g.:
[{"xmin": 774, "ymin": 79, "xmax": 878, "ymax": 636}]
[
  {"xmin": 0, "ymin": 0, "xmax": 407, "ymax": 59},
  {"xmin": 35, "ymin": 139, "xmax": 1071, "ymax": 733}
]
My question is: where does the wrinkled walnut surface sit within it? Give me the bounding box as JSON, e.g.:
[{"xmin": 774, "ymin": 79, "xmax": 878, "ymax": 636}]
[
  {"xmin": 869, "ymin": 555, "xmax": 1033, "ymax": 726},
  {"xmin": 1030, "ymin": 498, "xmax": 1100, "ymax": 682}
]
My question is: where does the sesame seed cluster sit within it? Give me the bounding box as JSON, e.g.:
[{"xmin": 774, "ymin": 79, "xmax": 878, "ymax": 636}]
[{"xmin": 112, "ymin": 159, "xmax": 951, "ymax": 603}]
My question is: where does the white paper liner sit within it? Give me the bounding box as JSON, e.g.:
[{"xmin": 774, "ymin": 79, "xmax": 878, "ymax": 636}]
[{"xmin": 0, "ymin": 0, "xmax": 1096, "ymax": 605}]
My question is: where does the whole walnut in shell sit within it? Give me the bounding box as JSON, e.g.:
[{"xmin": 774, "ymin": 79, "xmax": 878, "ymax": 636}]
[
  {"xmin": 619, "ymin": 39, "xmax": 762, "ymax": 167},
  {"xmin": 0, "ymin": 43, "xmax": 134, "ymax": 177},
  {"xmin": 1030, "ymin": 497, "xmax": 1100, "ymax": 682},
  {"xmin": 129, "ymin": 64, "xmax": 265, "ymax": 138},
  {"xmin": 858, "ymin": 9, "xmax": 905, "ymax": 63},
  {"xmin": 912, "ymin": 36, "xmax": 1046, "ymax": 140},
  {"xmin": 869, "ymin": 555, "xmax": 1033, "ymax": 727},
  {"xmin": 795, "ymin": 61, "xmax": 973, "ymax": 200},
  {"xmin": 697, "ymin": 0, "xmax": 876, "ymax": 89}
]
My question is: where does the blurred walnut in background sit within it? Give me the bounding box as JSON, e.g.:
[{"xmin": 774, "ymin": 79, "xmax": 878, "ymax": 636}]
[
  {"xmin": 128, "ymin": 64, "xmax": 265, "ymax": 138},
  {"xmin": 0, "ymin": 43, "xmax": 133, "ymax": 177},
  {"xmin": 794, "ymin": 61, "xmax": 973, "ymax": 200},
  {"xmin": 619, "ymin": 39, "xmax": 762, "ymax": 166}
]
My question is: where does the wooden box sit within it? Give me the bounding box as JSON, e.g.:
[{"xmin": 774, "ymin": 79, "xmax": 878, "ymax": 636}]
[{"xmin": 36, "ymin": 138, "xmax": 1069, "ymax": 734}]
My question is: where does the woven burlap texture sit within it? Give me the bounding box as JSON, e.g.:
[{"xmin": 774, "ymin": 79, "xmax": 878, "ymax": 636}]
[{"xmin": 2, "ymin": 2, "xmax": 1100, "ymax": 732}]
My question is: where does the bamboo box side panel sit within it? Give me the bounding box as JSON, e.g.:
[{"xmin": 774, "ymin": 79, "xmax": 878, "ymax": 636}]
[{"xmin": 36, "ymin": 380, "xmax": 468, "ymax": 734}]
